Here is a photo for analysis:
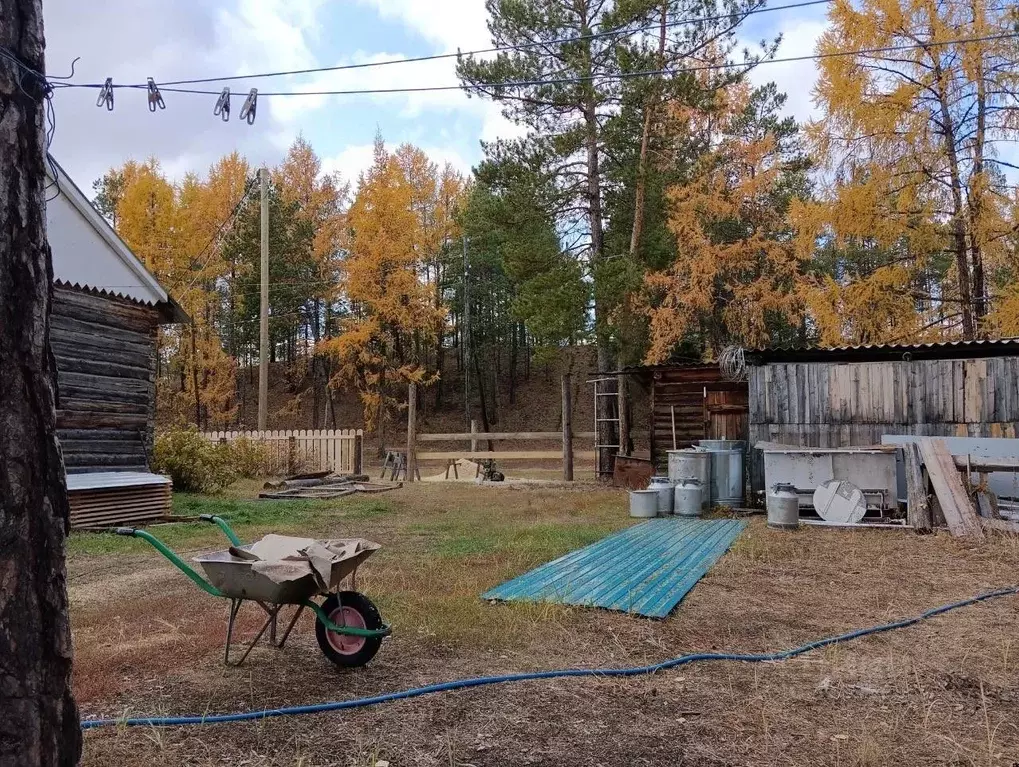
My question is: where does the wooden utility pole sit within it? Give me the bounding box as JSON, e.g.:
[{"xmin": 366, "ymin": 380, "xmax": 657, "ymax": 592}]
[
  {"xmin": 406, "ymin": 382, "xmax": 417, "ymax": 482},
  {"xmin": 258, "ymin": 167, "xmax": 269, "ymax": 431},
  {"xmin": 0, "ymin": 0, "xmax": 82, "ymax": 760},
  {"xmin": 562, "ymin": 374, "xmax": 574, "ymax": 481},
  {"xmin": 617, "ymin": 373, "xmax": 630, "ymax": 457}
]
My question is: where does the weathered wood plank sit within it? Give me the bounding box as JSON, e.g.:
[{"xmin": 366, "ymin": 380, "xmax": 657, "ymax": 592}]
[
  {"xmin": 917, "ymin": 438, "xmax": 985, "ymax": 539},
  {"xmin": 904, "ymin": 443, "xmax": 931, "ymax": 532},
  {"xmin": 53, "ymin": 286, "xmax": 160, "ymax": 329}
]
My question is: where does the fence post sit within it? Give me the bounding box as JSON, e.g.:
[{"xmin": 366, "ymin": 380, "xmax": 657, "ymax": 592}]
[
  {"xmin": 562, "ymin": 373, "xmax": 573, "ymax": 481},
  {"xmin": 618, "ymin": 373, "xmax": 630, "ymax": 457},
  {"xmin": 287, "ymin": 435, "xmax": 297, "ymax": 477},
  {"xmin": 470, "ymin": 419, "xmax": 477, "ymax": 454},
  {"xmin": 354, "ymin": 432, "xmax": 363, "ymax": 475},
  {"xmin": 406, "ymin": 382, "xmax": 417, "ymax": 483}
]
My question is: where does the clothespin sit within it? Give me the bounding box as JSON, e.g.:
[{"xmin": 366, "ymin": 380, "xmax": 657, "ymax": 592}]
[
  {"xmin": 146, "ymin": 78, "xmax": 165, "ymax": 112},
  {"xmin": 239, "ymin": 88, "xmax": 257, "ymax": 125},
  {"xmin": 214, "ymin": 87, "xmax": 230, "ymax": 121},
  {"xmin": 96, "ymin": 77, "xmax": 114, "ymax": 110}
]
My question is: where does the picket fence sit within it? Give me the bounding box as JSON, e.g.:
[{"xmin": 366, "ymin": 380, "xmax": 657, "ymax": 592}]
[{"xmin": 203, "ymin": 429, "xmax": 363, "ymax": 476}]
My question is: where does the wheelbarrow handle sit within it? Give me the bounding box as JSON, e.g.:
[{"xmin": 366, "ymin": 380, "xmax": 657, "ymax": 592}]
[
  {"xmin": 198, "ymin": 514, "xmax": 243, "ymax": 547},
  {"xmin": 121, "ymin": 527, "xmax": 224, "ymax": 599}
]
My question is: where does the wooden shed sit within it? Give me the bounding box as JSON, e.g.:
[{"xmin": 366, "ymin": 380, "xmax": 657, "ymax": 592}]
[
  {"xmin": 615, "ymin": 363, "xmax": 749, "ymax": 474},
  {"xmin": 745, "ymin": 339, "xmax": 1019, "ymax": 494},
  {"xmin": 46, "ymin": 158, "xmax": 187, "ymax": 526}
]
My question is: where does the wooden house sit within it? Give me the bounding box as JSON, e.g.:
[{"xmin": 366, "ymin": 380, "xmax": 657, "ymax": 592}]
[
  {"xmin": 46, "ymin": 158, "xmax": 188, "ymax": 527},
  {"xmin": 609, "ymin": 363, "xmax": 749, "ymax": 484},
  {"xmin": 745, "ymin": 339, "xmax": 1019, "ymax": 494}
]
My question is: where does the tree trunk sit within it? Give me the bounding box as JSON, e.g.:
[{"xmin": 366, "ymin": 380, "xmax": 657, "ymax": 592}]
[
  {"xmin": 628, "ymin": 0, "xmax": 668, "ymax": 258},
  {"xmin": 0, "ymin": 0, "xmax": 82, "ymax": 762},
  {"xmin": 932, "ymin": 56, "xmax": 975, "ymax": 338},
  {"xmin": 968, "ymin": 12, "xmax": 987, "ymax": 326}
]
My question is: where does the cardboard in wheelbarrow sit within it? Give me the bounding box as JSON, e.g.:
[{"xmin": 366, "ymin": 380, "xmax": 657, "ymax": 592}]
[{"xmin": 195, "ymin": 534, "xmax": 380, "ymax": 603}]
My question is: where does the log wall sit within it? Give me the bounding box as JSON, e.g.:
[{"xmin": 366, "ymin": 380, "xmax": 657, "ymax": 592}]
[
  {"xmin": 52, "ymin": 286, "xmax": 160, "ymax": 473},
  {"xmin": 648, "ymin": 366, "xmax": 749, "ymax": 470},
  {"xmin": 748, "ymin": 357, "xmax": 1019, "ymax": 492}
]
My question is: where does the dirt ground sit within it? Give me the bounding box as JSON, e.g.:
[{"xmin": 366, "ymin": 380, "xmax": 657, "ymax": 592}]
[{"xmin": 69, "ymin": 481, "xmax": 1019, "ymax": 766}]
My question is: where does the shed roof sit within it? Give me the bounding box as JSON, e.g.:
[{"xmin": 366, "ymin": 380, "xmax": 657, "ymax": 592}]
[
  {"xmin": 746, "ymin": 337, "xmax": 1019, "ymax": 365},
  {"xmin": 45, "ymin": 157, "xmax": 188, "ymax": 323}
]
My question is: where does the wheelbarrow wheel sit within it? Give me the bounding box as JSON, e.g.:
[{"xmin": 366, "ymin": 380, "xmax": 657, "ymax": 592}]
[{"xmin": 315, "ymin": 591, "xmax": 383, "ymax": 668}]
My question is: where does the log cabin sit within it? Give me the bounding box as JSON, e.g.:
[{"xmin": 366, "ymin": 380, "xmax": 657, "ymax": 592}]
[{"xmin": 46, "ymin": 158, "xmax": 188, "ymax": 527}]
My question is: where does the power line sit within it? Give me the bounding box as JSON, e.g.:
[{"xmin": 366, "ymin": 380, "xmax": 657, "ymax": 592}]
[
  {"xmin": 55, "ymin": 31, "xmax": 1019, "ymax": 100},
  {"xmin": 58, "ymin": 0, "xmax": 832, "ymax": 90},
  {"xmin": 180, "ymin": 176, "xmax": 257, "ymax": 294}
]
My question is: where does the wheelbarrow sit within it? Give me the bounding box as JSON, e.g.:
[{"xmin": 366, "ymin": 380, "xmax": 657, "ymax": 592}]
[{"xmin": 114, "ymin": 515, "xmax": 391, "ymax": 668}]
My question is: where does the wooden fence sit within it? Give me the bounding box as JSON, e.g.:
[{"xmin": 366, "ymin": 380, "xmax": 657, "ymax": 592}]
[
  {"xmin": 405, "ymin": 375, "xmax": 595, "ymax": 481},
  {"xmin": 203, "ymin": 429, "xmax": 363, "ymax": 476}
]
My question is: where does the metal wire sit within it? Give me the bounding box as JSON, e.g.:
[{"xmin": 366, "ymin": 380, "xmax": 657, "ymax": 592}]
[{"xmin": 719, "ymin": 345, "xmax": 748, "ymax": 381}]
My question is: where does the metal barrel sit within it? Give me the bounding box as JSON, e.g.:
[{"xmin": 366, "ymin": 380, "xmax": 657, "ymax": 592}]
[
  {"xmin": 666, "ymin": 450, "xmax": 711, "ymax": 510},
  {"xmin": 628, "ymin": 489, "xmax": 659, "ymax": 518},
  {"xmin": 695, "ymin": 440, "xmax": 745, "ymax": 509}
]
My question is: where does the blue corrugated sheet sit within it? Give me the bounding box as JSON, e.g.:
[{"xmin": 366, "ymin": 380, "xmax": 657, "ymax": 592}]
[{"xmin": 482, "ymin": 517, "xmax": 746, "ymax": 618}]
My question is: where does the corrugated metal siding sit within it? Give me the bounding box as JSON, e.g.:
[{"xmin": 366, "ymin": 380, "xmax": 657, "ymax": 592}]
[{"xmin": 483, "ymin": 518, "xmax": 746, "ymax": 618}]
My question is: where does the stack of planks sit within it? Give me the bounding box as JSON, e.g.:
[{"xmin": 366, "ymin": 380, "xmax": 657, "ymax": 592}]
[
  {"xmin": 66, "ymin": 472, "xmax": 172, "ymax": 529},
  {"xmin": 906, "ymin": 438, "xmax": 1019, "ymax": 538}
]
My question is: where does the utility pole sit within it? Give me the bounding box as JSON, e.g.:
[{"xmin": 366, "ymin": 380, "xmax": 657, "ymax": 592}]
[
  {"xmin": 462, "ymin": 235, "xmax": 470, "ymax": 431},
  {"xmin": 258, "ymin": 167, "xmax": 269, "ymax": 431},
  {"xmin": 0, "ymin": 0, "xmax": 82, "ymax": 759}
]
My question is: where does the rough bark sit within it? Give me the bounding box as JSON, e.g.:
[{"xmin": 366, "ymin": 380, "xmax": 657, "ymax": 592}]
[
  {"xmin": 628, "ymin": 0, "xmax": 668, "ymax": 258},
  {"xmin": 0, "ymin": 0, "xmax": 82, "ymax": 763}
]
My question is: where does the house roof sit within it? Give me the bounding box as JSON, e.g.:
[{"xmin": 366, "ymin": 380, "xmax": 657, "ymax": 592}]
[
  {"xmin": 45, "ymin": 157, "xmax": 188, "ymax": 323},
  {"xmin": 745, "ymin": 337, "xmax": 1019, "ymax": 365}
]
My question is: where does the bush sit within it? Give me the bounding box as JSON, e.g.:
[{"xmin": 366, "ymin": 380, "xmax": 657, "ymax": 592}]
[
  {"xmin": 152, "ymin": 428, "xmax": 237, "ymax": 493},
  {"xmin": 229, "ymin": 436, "xmax": 271, "ymax": 479}
]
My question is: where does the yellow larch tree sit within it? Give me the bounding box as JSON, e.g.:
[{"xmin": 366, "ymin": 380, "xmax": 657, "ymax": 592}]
[
  {"xmin": 320, "ymin": 135, "xmax": 446, "ymax": 448},
  {"xmin": 641, "ymin": 82, "xmax": 811, "ymax": 362},
  {"xmin": 800, "ymin": 0, "xmax": 1019, "ymax": 342}
]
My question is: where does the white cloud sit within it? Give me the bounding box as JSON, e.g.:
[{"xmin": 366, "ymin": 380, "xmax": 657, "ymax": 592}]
[
  {"xmin": 353, "ymin": 0, "xmax": 489, "ymax": 50},
  {"xmin": 44, "ymin": 0, "xmax": 329, "ymax": 187},
  {"xmin": 746, "ymin": 19, "xmax": 826, "ymax": 124},
  {"xmin": 321, "ymin": 143, "xmax": 376, "ymax": 185}
]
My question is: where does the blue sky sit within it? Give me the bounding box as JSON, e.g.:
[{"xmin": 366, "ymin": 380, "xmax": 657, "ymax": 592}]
[{"xmin": 45, "ymin": 0, "xmax": 830, "ymax": 192}]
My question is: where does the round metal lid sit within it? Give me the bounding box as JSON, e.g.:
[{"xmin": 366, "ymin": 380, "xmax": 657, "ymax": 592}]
[{"xmin": 812, "ymin": 479, "xmax": 867, "ymax": 524}]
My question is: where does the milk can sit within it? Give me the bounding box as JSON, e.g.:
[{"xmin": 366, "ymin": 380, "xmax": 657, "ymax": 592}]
[
  {"xmin": 767, "ymin": 483, "xmax": 800, "ymax": 530},
  {"xmin": 673, "ymin": 478, "xmax": 704, "ymax": 518},
  {"xmin": 648, "ymin": 476, "xmax": 674, "ymax": 515}
]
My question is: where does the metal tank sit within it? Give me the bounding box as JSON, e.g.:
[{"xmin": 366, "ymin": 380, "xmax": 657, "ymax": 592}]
[
  {"xmin": 648, "ymin": 476, "xmax": 674, "ymax": 516},
  {"xmin": 673, "ymin": 478, "xmax": 703, "ymax": 518},
  {"xmin": 667, "ymin": 449, "xmax": 711, "ymax": 510},
  {"xmin": 767, "ymin": 483, "xmax": 799, "ymax": 529},
  {"xmin": 628, "ymin": 489, "xmax": 659, "ymax": 518},
  {"xmin": 695, "ymin": 440, "xmax": 745, "ymax": 509}
]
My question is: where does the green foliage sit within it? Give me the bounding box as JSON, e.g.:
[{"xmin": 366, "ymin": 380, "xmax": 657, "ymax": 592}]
[
  {"xmin": 152, "ymin": 428, "xmax": 237, "ymax": 493},
  {"xmin": 227, "ymin": 436, "xmax": 271, "ymax": 479}
]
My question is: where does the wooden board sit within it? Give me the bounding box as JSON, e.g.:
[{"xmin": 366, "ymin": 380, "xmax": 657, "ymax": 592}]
[
  {"xmin": 904, "ymin": 443, "xmax": 931, "ymax": 532},
  {"xmin": 916, "ymin": 438, "xmax": 985, "ymax": 539},
  {"xmin": 416, "ymin": 450, "xmax": 597, "ymax": 461}
]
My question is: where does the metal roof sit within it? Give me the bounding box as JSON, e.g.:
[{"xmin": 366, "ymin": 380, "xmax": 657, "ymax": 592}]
[
  {"xmin": 66, "ymin": 472, "xmax": 172, "ymax": 492},
  {"xmin": 746, "ymin": 337, "xmax": 1019, "ymax": 365},
  {"xmin": 483, "ymin": 517, "xmax": 746, "ymax": 618},
  {"xmin": 45, "ymin": 157, "xmax": 189, "ymax": 323}
]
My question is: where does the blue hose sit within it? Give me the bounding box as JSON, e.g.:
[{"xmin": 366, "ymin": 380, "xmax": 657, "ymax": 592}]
[{"xmin": 81, "ymin": 584, "xmax": 1019, "ymax": 730}]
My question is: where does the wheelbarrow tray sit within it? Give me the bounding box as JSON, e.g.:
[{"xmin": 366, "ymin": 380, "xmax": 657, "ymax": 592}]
[{"xmin": 194, "ymin": 540, "xmax": 380, "ymax": 604}]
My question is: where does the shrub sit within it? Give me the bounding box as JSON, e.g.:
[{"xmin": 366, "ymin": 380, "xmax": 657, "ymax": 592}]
[
  {"xmin": 152, "ymin": 428, "xmax": 237, "ymax": 493},
  {"xmin": 229, "ymin": 436, "xmax": 271, "ymax": 479}
]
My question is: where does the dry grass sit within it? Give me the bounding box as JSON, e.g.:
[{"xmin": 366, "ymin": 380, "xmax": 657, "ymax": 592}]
[{"xmin": 70, "ymin": 481, "xmax": 1019, "ymax": 766}]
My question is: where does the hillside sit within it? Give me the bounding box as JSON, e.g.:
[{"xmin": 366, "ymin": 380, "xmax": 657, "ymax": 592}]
[{"xmin": 227, "ymin": 346, "xmax": 649, "ymax": 452}]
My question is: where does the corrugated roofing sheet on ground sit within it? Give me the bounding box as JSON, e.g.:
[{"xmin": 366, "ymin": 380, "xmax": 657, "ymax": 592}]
[{"xmin": 482, "ymin": 517, "xmax": 745, "ymax": 618}]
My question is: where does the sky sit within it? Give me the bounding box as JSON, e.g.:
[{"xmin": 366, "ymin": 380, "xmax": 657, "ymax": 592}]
[{"xmin": 43, "ymin": 0, "xmax": 831, "ymax": 194}]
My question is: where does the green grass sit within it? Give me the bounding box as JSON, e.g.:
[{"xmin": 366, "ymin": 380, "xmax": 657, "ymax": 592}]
[{"xmin": 67, "ymin": 493, "xmax": 397, "ymax": 557}]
